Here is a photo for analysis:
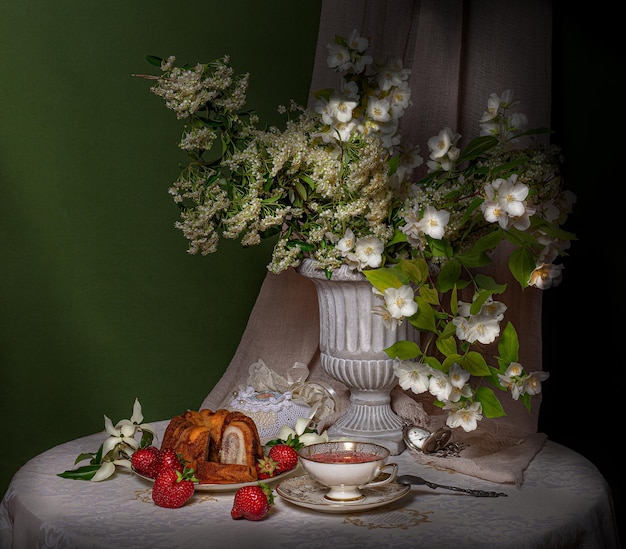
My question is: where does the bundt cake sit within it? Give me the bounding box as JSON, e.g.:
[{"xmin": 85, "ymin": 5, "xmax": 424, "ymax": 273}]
[{"xmin": 161, "ymin": 408, "xmax": 264, "ymax": 484}]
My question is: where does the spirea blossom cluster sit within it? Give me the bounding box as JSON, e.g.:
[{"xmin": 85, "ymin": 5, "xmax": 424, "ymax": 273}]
[{"xmin": 139, "ymin": 30, "xmax": 576, "ymax": 432}]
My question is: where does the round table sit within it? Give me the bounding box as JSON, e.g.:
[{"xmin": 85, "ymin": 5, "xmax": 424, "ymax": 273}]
[{"xmin": 0, "ymin": 421, "xmax": 619, "ymax": 549}]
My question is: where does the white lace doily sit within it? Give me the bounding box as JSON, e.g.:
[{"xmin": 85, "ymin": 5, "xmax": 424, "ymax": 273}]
[{"xmin": 228, "ymin": 386, "xmax": 312, "ymax": 440}]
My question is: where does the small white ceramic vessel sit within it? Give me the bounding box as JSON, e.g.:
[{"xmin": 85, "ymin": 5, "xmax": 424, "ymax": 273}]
[{"xmin": 298, "ymin": 441, "xmax": 398, "ymax": 502}]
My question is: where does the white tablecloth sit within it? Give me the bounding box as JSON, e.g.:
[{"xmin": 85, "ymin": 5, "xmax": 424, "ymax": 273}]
[{"xmin": 0, "ymin": 421, "xmax": 619, "ymax": 549}]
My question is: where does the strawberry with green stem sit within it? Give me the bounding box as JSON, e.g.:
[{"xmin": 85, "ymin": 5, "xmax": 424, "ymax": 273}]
[
  {"xmin": 267, "ymin": 444, "xmax": 298, "ymax": 473},
  {"xmin": 256, "ymin": 456, "xmax": 279, "ymax": 479},
  {"xmin": 152, "ymin": 465, "xmax": 198, "ymax": 508},
  {"xmin": 231, "ymin": 483, "xmax": 274, "ymax": 521}
]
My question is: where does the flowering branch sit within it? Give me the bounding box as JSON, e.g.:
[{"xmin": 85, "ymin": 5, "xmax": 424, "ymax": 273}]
[{"xmin": 58, "ymin": 398, "xmax": 155, "ymax": 481}]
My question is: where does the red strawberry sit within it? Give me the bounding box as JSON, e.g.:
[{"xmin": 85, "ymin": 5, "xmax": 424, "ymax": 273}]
[
  {"xmin": 152, "ymin": 466, "xmax": 197, "ymax": 508},
  {"xmin": 268, "ymin": 444, "xmax": 298, "ymax": 473},
  {"xmin": 131, "ymin": 446, "xmax": 160, "ymax": 478},
  {"xmin": 256, "ymin": 456, "xmax": 279, "ymax": 479},
  {"xmin": 156, "ymin": 447, "xmax": 183, "ymax": 475},
  {"xmin": 231, "ymin": 483, "xmax": 274, "ymax": 521}
]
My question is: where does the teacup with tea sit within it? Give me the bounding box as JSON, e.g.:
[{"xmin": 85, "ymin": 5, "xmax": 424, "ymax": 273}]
[{"xmin": 298, "ymin": 441, "xmax": 398, "ymax": 502}]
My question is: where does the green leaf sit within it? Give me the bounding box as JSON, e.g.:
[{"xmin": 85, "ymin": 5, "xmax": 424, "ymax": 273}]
[
  {"xmin": 427, "ymin": 236, "xmax": 453, "ymax": 258},
  {"xmin": 74, "ymin": 452, "xmax": 97, "ymax": 465},
  {"xmin": 140, "ymin": 430, "xmax": 155, "ymax": 448},
  {"xmin": 386, "ymin": 228, "xmax": 408, "ymax": 247},
  {"xmin": 300, "ymin": 175, "xmax": 316, "ymax": 189},
  {"xmin": 411, "ymin": 299, "xmax": 437, "ymax": 332},
  {"xmin": 435, "ymin": 335, "xmax": 457, "ymax": 358},
  {"xmin": 509, "ymin": 247, "xmax": 536, "ymax": 288},
  {"xmin": 497, "ymin": 322, "xmax": 519, "ymax": 364},
  {"xmin": 455, "ymin": 251, "xmax": 492, "ymax": 268},
  {"xmin": 418, "ymin": 284, "xmax": 440, "ymax": 306},
  {"xmin": 294, "ymin": 180, "xmax": 307, "ymax": 201},
  {"xmin": 441, "ymin": 354, "xmax": 462, "ymax": 372},
  {"xmin": 436, "ymin": 259, "xmax": 462, "ymax": 292},
  {"xmin": 474, "ymin": 273, "xmax": 506, "ymax": 293},
  {"xmin": 440, "ymin": 320, "xmax": 457, "ymax": 339},
  {"xmin": 459, "ymin": 351, "xmax": 491, "ymax": 376},
  {"xmin": 311, "ymin": 87, "xmax": 334, "ymax": 101},
  {"xmin": 384, "ymin": 340, "xmax": 421, "ymax": 360},
  {"xmin": 469, "ymin": 289, "xmax": 493, "ymax": 315},
  {"xmin": 363, "ymin": 268, "xmax": 404, "ymax": 291},
  {"xmin": 424, "ymin": 355, "xmax": 443, "ymax": 371},
  {"xmin": 450, "ymin": 286, "xmax": 459, "ymax": 315},
  {"xmin": 457, "ymin": 135, "xmax": 498, "ymax": 162},
  {"xmin": 387, "ymin": 154, "xmax": 400, "ymax": 176},
  {"xmin": 474, "ymin": 386, "xmax": 506, "ymax": 418},
  {"xmin": 460, "ymin": 197, "xmax": 484, "ymax": 224},
  {"xmin": 395, "ymin": 258, "xmax": 429, "ymax": 284},
  {"xmin": 146, "ymin": 55, "xmax": 163, "ymax": 67},
  {"xmin": 286, "ymin": 239, "xmax": 315, "ymax": 252},
  {"xmin": 471, "ymin": 230, "xmax": 505, "ymax": 254},
  {"xmin": 57, "ymin": 465, "xmax": 102, "ymax": 481}
]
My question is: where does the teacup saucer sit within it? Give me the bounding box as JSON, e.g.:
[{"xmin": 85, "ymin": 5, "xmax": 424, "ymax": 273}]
[{"xmin": 276, "ymin": 474, "xmax": 410, "ymax": 513}]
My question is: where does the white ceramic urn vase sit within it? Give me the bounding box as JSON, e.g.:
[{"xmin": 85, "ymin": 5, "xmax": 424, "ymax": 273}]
[{"xmin": 298, "ymin": 259, "xmax": 418, "ymax": 454}]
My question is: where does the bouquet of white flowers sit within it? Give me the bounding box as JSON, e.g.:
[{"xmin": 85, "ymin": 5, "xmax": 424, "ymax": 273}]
[{"xmin": 136, "ymin": 30, "xmax": 575, "ymax": 432}]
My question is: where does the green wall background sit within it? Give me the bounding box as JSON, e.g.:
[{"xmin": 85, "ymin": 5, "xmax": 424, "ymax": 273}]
[
  {"xmin": 0, "ymin": 2, "xmax": 622, "ymax": 535},
  {"xmin": 0, "ymin": 0, "xmax": 322, "ymax": 497}
]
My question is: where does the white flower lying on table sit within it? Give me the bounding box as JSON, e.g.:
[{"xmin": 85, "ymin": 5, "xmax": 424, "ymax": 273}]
[
  {"xmin": 270, "ymin": 417, "xmax": 329, "ymax": 448},
  {"xmin": 58, "ymin": 398, "xmax": 156, "ymax": 481}
]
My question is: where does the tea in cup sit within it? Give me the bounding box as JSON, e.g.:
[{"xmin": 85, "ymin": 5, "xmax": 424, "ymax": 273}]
[{"xmin": 298, "ymin": 441, "xmax": 398, "ymax": 502}]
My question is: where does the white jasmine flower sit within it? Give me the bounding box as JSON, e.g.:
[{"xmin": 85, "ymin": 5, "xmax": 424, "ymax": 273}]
[
  {"xmin": 426, "ymin": 127, "xmax": 461, "ymax": 171},
  {"xmin": 389, "ymin": 82, "xmax": 412, "ymax": 115},
  {"xmin": 353, "ymin": 236, "xmax": 384, "ymax": 269},
  {"xmin": 383, "ymin": 285, "xmax": 418, "ymax": 319},
  {"xmin": 508, "ymin": 205, "xmax": 535, "ymax": 231},
  {"xmin": 326, "ymin": 43, "xmax": 352, "ymax": 71},
  {"xmin": 371, "ymin": 305, "xmax": 403, "ymax": 330},
  {"xmin": 340, "ymin": 78, "xmax": 359, "ymax": 100},
  {"xmin": 346, "ymin": 29, "xmax": 369, "ymax": 53},
  {"xmin": 417, "ymin": 205, "xmax": 450, "ymax": 239},
  {"xmin": 337, "ymin": 228, "xmax": 356, "ymax": 254},
  {"xmin": 277, "ymin": 417, "xmax": 328, "ymax": 446},
  {"xmin": 454, "ymin": 314, "xmax": 501, "ymax": 345},
  {"xmin": 480, "ymin": 297, "xmax": 507, "ymax": 319},
  {"xmin": 523, "ymin": 371, "xmax": 550, "ymax": 396},
  {"xmin": 480, "ymin": 92, "xmax": 503, "ymax": 123},
  {"xmin": 507, "ymin": 112, "xmax": 528, "ymax": 133},
  {"xmin": 429, "ymin": 370, "xmax": 453, "ymax": 402},
  {"xmin": 61, "ymin": 399, "xmax": 155, "ymax": 482},
  {"xmin": 528, "ymin": 263, "xmax": 563, "ymax": 289},
  {"xmin": 394, "ymin": 360, "xmax": 432, "ymax": 394},
  {"xmin": 448, "ymin": 383, "xmax": 473, "ymax": 403},
  {"xmin": 367, "ymin": 97, "xmax": 391, "ymax": 122},
  {"xmin": 444, "ymin": 401, "xmax": 483, "ymax": 432},
  {"xmin": 498, "ymin": 362, "xmax": 526, "ymax": 399},
  {"xmin": 330, "ymin": 119, "xmax": 357, "ymax": 141},
  {"xmin": 328, "ymin": 92, "xmax": 358, "ymax": 123},
  {"xmin": 504, "ymin": 362, "xmax": 524, "ymax": 377},
  {"xmin": 448, "ymin": 363, "xmax": 470, "ymax": 389},
  {"xmin": 495, "ymin": 175, "xmax": 529, "ymax": 217}
]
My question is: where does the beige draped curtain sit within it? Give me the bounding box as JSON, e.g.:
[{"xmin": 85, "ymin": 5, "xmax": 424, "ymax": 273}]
[{"xmin": 202, "ymin": 0, "xmax": 553, "ymax": 485}]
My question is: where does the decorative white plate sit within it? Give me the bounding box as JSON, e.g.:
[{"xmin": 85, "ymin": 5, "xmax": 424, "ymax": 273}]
[
  {"xmin": 276, "ymin": 474, "xmax": 411, "ymax": 513},
  {"xmin": 132, "ymin": 466, "xmax": 297, "ymax": 492}
]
